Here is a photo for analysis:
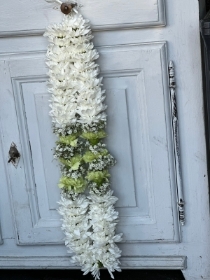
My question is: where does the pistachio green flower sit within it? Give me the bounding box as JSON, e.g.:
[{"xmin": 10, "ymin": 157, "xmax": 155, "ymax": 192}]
[
  {"xmin": 58, "ymin": 176, "xmax": 86, "ymax": 193},
  {"xmin": 70, "ymin": 155, "xmax": 83, "ymax": 170},
  {"xmin": 83, "ymin": 149, "xmax": 108, "ymax": 163},
  {"xmin": 58, "ymin": 134, "xmax": 79, "ymax": 146},
  {"xmin": 81, "ymin": 130, "xmax": 107, "ymax": 145},
  {"xmin": 59, "ymin": 155, "xmax": 83, "ymax": 170},
  {"xmin": 86, "ymin": 170, "xmax": 110, "ymax": 186}
]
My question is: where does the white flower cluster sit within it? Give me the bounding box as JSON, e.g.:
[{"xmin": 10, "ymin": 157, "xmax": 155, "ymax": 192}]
[
  {"xmin": 44, "ymin": 13, "xmax": 107, "ymax": 127},
  {"xmin": 59, "ymin": 191, "xmax": 122, "ymax": 280},
  {"xmin": 58, "ymin": 194, "xmax": 92, "ymax": 263},
  {"xmin": 45, "ymin": 10, "xmax": 122, "ymax": 279},
  {"xmin": 88, "ymin": 191, "xmax": 123, "ymax": 279}
]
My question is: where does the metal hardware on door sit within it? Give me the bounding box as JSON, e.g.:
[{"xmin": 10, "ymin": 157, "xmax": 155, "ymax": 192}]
[
  {"xmin": 60, "ymin": 3, "xmax": 76, "ymax": 14},
  {"xmin": 8, "ymin": 142, "xmax": 20, "ymax": 168},
  {"xmin": 45, "ymin": 0, "xmax": 80, "ymax": 14},
  {"xmin": 168, "ymin": 61, "xmax": 185, "ymax": 226}
]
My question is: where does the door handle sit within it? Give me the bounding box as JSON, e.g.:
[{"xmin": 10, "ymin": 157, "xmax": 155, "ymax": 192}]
[{"xmin": 8, "ymin": 142, "xmax": 20, "ymax": 167}]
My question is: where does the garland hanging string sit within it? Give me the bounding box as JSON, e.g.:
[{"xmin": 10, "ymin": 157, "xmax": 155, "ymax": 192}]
[{"xmin": 44, "ymin": 4, "xmax": 122, "ymax": 279}]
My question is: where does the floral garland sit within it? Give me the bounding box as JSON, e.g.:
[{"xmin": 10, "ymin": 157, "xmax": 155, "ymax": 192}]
[{"xmin": 44, "ymin": 8, "xmax": 122, "ymax": 279}]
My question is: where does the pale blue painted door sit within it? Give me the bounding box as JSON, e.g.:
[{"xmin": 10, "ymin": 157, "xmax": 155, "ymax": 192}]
[{"xmin": 0, "ymin": 1, "xmax": 209, "ymax": 279}]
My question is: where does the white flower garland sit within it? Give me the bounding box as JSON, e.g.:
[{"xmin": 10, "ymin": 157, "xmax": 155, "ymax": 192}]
[{"xmin": 44, "ymin": 10, "xmax": 122, "ymax": 279}]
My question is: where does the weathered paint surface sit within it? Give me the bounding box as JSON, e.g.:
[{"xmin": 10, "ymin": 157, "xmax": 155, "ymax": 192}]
[{"xmin": 0, "ymin": 1, "xmax": 210, "ymax": 280}]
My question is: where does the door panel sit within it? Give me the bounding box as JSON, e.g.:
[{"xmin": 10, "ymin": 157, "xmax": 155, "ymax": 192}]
[
  {"xmin": 100, "ymin": 42, "xmax": 178, "ymax": 242},
  {"xmin": 0, "ymin": 41, "xmax": 179, "ymax": 245},
  {"xmin": 0, "ymin": 0, "xmax": 165, "ymax": 34},
  {"xmin": 0, "ymin": 59, "xmax": 63, "ymax": 245}
]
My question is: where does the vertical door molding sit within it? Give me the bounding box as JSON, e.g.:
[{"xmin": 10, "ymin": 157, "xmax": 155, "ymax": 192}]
[{"xmin": 0, "ymin": 225, "xmax": 3, "ymax": 245}]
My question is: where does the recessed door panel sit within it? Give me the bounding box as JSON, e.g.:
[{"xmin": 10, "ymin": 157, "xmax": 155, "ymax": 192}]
[{"xmin": 0, "ymin": 0, "xmax": 166, "ymax": 34}]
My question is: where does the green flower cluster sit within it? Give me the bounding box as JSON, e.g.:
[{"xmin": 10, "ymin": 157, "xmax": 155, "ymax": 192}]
[
  {"xmin": 58, "ymin": 176, "xmax": 86, "ymax": 193},
  {"xmin": 82, "ymin": 130, "xmax": 107, "ymax": 145},
  {"xmin": 54, "ymin": 121, "xmax": 116, "ymax": 194}
]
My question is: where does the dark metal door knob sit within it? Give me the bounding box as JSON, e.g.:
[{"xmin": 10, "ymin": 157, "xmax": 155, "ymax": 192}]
[{"xmin": 8, "ymin": 142, "xmax": 20, "ymax": 167}]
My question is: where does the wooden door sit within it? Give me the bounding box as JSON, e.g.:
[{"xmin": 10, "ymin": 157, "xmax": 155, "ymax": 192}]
[{"xmin": 0, "ymin": 1, "xmax": 209, "ymax": 279}]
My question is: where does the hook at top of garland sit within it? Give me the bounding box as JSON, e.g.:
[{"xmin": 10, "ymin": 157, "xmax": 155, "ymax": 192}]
[
  {"xmin": 45, "ymin": 0, "xmax": 78, "ymax": 14},
  {"xmin": 60, "ymin": 3, "xmax": 77, "ymax": 14}
]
